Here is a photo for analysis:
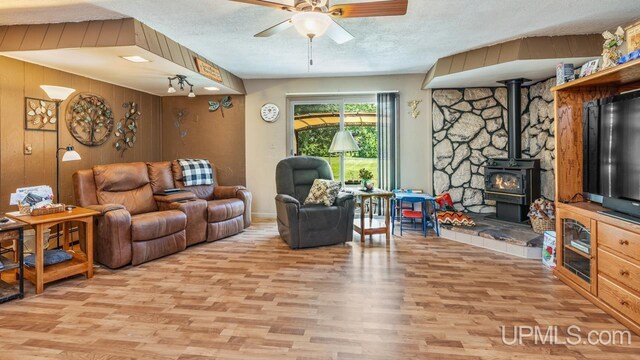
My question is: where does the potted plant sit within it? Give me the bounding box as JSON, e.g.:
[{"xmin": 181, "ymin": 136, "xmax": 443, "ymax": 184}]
[{"xmin": 358, "ymin": 168, "xmax": 374, "ymax": 191}]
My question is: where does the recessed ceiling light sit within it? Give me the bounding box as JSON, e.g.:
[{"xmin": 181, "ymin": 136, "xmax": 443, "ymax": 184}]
[
  {"xmin": 204, "ymin": 86, "xmax": 220, "ymax": 91},
  {"xmin": 121, "ymin": 56, "xmax": 150, "ymax": 63}
]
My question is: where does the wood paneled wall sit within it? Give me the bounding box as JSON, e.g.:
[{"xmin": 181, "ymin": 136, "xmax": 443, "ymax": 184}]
[
  {"xmin": 0, "ymin": 55, "xmax": 162, "ymax": 212},
  {"xmin": 161, "ymin": 96, "xmax": 246, "ymax": 186}
]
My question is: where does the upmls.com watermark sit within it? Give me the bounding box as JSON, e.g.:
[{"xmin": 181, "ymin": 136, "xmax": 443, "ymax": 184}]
[{"xmin": 500, "ymin": 325, "xmax": 632, "ymax": 346}]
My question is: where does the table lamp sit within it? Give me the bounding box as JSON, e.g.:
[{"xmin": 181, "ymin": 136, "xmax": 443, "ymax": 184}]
[{"xmin": 329, "ymin": 130, "xmax": 360, "ymax": 188}]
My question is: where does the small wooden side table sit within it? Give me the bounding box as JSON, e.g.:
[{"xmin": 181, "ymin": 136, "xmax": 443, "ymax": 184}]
[
  {"xmin": 6, "ymin": 207, "xmax": 99, "ymax": 294},
  {"xmin": 351, "ymin": 188, "xmax": 394, "ymax": 241},
  {"xmin": 0, "ymin": 219, "xmax": 25, "ymax": 303}
]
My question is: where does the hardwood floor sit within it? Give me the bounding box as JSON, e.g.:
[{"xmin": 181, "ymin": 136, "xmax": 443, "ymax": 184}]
[{"xmin": 1, "ymin": 219, "xmax": 639, "ymax": 359}]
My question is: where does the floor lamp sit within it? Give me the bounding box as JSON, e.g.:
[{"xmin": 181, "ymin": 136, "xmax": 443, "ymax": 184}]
[
  {"xmin": 41, "ymin": 85, "xmax": 80, "ymax": 247},
  {"xmin": 329, "ymin": 130, "xmax": 360, "ymax": 188}
]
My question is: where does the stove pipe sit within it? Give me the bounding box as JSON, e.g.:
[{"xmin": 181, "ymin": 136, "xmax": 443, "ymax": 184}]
[{"xmin": 498, "ymin": 78, "xmax": 529, "ymax": 160}]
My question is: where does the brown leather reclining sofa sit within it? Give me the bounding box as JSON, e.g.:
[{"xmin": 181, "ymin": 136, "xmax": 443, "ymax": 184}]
[{"xmin": 73, "ymin": 160, "xmax": 252, "ymax": 268}]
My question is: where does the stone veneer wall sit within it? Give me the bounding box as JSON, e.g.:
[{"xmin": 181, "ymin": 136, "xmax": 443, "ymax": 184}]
[
  {"xmin": 432, "ymin": 78, "xmax": 556, "ymax": 213},
  {"xmin": 521, "ymin": 78, "xmax": 556, "ymax": 200}
]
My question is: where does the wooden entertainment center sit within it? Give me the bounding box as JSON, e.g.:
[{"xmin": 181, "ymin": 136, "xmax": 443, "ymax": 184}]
[{"xmin": 553, "ymin": 58, "xmax": 640, "ymax": 335}]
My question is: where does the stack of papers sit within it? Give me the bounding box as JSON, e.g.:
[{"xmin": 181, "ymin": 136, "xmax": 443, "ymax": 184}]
[{"xmin": 9, "ymin": 185, "xmax": 54, "ymax": 208}]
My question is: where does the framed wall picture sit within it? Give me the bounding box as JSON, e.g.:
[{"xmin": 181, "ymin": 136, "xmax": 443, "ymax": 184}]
[
  {"xmin": 556, "ymin": 63, "xmax": 574, "ymax": 85},
  {"xmin": 579, "ymin": 59, "xmax": 600, "ymax": 78},
  {"xmin": 626, "ymin": 20, "xmax": 640, "ymax": 52},
  {"xmin": 24, "ymin": 97, "xmax": 57, "ymax": 131}
]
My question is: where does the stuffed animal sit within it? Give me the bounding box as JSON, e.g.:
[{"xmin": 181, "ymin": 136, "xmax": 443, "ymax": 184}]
[{"xmin": 602, "ymin": 26, "xmax": 625, "ymax": 70}]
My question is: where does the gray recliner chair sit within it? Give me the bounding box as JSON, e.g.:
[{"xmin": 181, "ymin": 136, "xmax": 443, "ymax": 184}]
[{"xmin": 275, "ymin": 156, "xmax": 355, "ymax": 249}]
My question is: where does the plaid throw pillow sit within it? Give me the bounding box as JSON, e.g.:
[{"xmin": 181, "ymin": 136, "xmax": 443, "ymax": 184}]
[
  {"xmin": 304, "ymin": 179, "xmax": 341, "ymax": 206},
  {"xmin": 177, "ymin": 159, "xmax": 213, "ymax": 186}
]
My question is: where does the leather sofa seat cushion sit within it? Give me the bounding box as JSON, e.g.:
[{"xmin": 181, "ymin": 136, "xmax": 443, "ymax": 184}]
[
  {"xmin": 147, "ymin": 161, "xmax": 174, "ymax": 193},
  {"xmin": 131, "ymin": 210, "xmax": 187, "ymax": 242},
  {"xmin": 94, "ymin": 162, "xmax": 150, "ymax": 191},
  {"xmin": 97, "ymin": 186, "xmax": 157, "ymax": 216},
  {"xmin": 207, "ymin": 199, "xmax": 245, "ymax": 222},
  {"xmin": 93, "ymin": 162, "xmax": 157, "ymax": 215},
  {"xmin": 131, "ymin": 231, "xmax": 186, "ymax": 266},
  {"xmin": 207, "ymin": 216, "xmax": 243, "ymax": 242}
]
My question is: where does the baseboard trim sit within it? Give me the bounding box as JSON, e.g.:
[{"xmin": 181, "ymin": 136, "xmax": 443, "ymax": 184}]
[{"xmin": 253, "ymin": 212, "xmax": 277, "ymax": 219}]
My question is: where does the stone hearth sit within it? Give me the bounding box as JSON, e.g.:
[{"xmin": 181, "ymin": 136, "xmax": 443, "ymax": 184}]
[{"xmin": 439, "ymin": 215, "xmax": 544, "ymax": 259}]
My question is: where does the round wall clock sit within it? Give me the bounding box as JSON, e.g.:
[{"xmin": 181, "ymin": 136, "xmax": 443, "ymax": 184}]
[{"xmin": 260, "ymin": 103, "xmax": 280, "ymax": 123}]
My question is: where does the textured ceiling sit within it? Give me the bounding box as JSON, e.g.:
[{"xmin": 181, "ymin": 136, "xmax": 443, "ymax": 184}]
[{"xmin": 1, "ymin": 0, "xmax": 640, "ymax": 79}]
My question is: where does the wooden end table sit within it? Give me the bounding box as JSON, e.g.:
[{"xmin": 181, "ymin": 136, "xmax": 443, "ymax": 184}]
[
  {"xmin": 351, "ymin": 188, "xmax": 394, "ymax": 241},
  {"xmin": 6, "ymin": 207, "xmax": 99, "ymax": 294}
]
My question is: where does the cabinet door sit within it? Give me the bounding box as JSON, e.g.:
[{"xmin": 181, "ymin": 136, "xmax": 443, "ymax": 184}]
[{"xmin": 557, "ymin": 208, "xmax": 594, "ymax": 292}]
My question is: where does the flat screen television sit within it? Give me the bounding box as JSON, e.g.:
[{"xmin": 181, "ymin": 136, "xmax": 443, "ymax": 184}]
[{"xmin": 583, "ymin": 90, "xmax": 640, "ymax": 220}]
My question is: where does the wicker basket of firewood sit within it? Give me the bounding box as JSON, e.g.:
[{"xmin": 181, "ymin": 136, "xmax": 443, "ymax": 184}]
[
  {"xmin": 528, "ymin": 198, "xmax": 556, "ymax": 234},
  {"xmin": 530, "ymin": 217, "xmax": 555, "ymax": 234}
]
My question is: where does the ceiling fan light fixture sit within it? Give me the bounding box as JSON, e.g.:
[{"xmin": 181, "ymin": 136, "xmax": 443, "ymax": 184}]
[{"xmin": 291, "ymin": 12, "xmax": 332, "ymax": 38}]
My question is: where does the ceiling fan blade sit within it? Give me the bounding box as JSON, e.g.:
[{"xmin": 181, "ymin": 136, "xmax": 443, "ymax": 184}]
[
  {"xmin": 255, "ymin": 19, "xmax": 293, "ymax": 37},
  {"xmin": 330, "ymin": 0, "xmax": 408, "ymax": 18},
  {"xmin": 230, "ymin": 0, "xmax": 295, "ymax": 11},
  {"xmin": 326, "ymin": 20, "xmax": 354, "ymax": 44}
]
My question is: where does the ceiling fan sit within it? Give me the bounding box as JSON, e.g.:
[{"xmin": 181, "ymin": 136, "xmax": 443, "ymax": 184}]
[{"xmin": 231, "ymin": 0, "xmax": 408, "ymax": 45}]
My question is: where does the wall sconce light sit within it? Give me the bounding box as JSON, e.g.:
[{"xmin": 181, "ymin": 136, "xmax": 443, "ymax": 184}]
[{"xmin": 167, "ymin": 75, "xmax": 196, "ymax": 97}]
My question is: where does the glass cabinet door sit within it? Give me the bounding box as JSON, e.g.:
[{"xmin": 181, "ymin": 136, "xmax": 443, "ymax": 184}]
[
  {"xmin": 557, "ymin": 208, "xmax": 593, "ymax": 291},
  {"xmin": 562, "ymin": 219, "xmax": 591, "ymax": 282}
]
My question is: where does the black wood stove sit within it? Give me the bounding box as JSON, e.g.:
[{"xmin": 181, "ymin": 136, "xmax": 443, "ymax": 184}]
[
  {"xmin": 485, "ymin": 158, "xmax": 540, "ymax": 222},
  {"xmin": 483, "ymin": 79, "xmax": 541, "ymax": 222}
]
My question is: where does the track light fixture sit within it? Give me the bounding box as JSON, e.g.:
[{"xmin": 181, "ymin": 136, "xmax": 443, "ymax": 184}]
[{"xmin": 167, "ymin": 75, "xmax": 195, "ymax": 97}]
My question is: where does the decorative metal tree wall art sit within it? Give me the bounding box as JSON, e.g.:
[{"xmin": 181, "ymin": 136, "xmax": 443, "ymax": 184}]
[
  {"xmin": 208, "ymin": 96, "xmax": 233, "ymax": 117},
  {"xmin": 66, "ymin": 93, "xmax": 114, "ymax": 146},
  {"xmin": 114, "ymin": 101, "xmax": 141, "ymax": 156},
  {"xmin": 25, "ymin": 97, "xmax": 57, "ymax": 131},
  {"xmin": 174, "ymin": 109, "xmax": 189, "ymax": 143}
]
